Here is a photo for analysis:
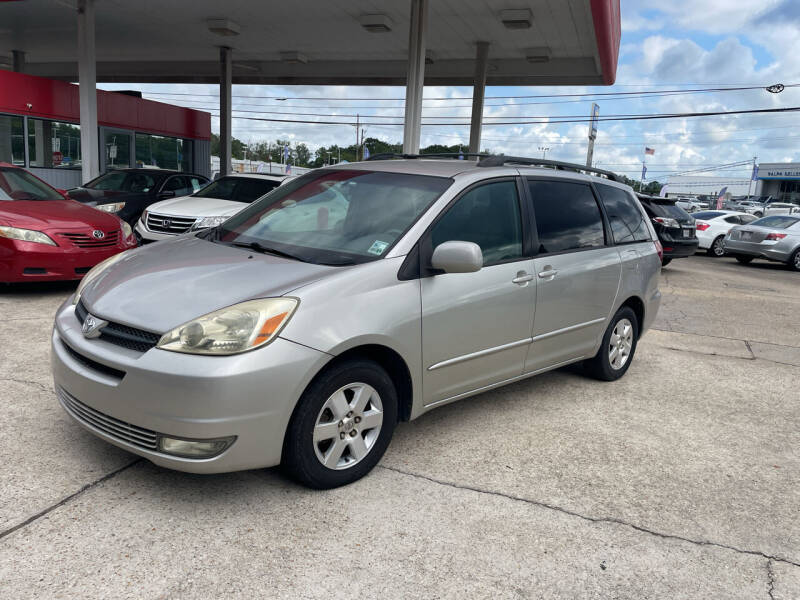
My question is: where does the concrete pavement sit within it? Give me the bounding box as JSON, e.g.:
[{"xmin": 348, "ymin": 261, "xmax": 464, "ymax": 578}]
[{"xmin": 1, "ymin": 255, "xmax": 798, "ymax": 598}]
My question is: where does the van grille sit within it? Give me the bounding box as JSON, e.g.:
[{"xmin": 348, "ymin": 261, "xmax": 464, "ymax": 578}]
[
  {"xmin": 58, "ymin": 230, "xmax": 120, "ymax": 248},
  {"xmin": 146, "ymin": 212, "xmax": 197, "ymax": 234},
  {"xmin": 75, "ymin": 300, "xmax": 161, "ymax": 353},
  {"xmin": 58, "ymin": 386, "xmax": 158, "ymax": 451}
]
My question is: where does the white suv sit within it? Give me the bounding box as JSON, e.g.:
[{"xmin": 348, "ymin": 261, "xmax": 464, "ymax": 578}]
[{"xmin": 135, "ymin": 173, "xmax": 286, "ymax": 242}]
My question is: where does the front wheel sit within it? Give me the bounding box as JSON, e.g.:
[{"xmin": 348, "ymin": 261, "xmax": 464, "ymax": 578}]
[
  {"xmin": 754, "ymin": 211, "xmax": 763, "ymax": 218},
  {"xmin": 708, "ymin": 236, "xmax": 726, "ymax": 257},
  {"xmin": 282, "ymin": 359, "xmax": 398, "ymax": 489},
  {"xmin": 584, "ymin": 306, "xmax": 639, "ymax": 381},
  {"xmin": 735, "ymin": 255, "xmax": 754, "ymax": 264}
]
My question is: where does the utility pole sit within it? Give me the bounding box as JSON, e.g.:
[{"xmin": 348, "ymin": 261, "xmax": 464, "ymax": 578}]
[
  {"xmin": 747, "ymin": 156, "xmax": 757, "ymax": 198},
  {"xmin": 538, "ymin": 146, "xmax": 549, "ymax": 160},
  {"xmin": 586, "ymin": 103, "xmax": 599, "ymax": 167},
  {"xmin": 355, "ymin": 114, "xmax": 360, "ymax": 161}
]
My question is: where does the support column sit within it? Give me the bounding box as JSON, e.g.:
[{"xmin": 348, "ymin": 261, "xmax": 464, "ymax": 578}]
[
  {"xmin": 468, "ymin": 42, "xmax": 489, "ymax": 155},
  {"xmin": 402, "ymin": 0, "xmax": 428, "ymax": 154},
  {"xmin": 12, "ymin": 50, "xmax": 25, "ymax": 73},
  {"xmin": 77, "ymin": 0, "xmax": 99, "ymax": 182},
  {"xmin": 219, "ymin": 46, "xmax": 232, "ymax": 177}
]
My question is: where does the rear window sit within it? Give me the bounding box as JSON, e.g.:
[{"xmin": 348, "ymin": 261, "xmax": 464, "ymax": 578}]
[
  {"xmin": 751, "ymin": 216, "xmax": 800, "ymax": 229},
  {"xmin": 693, "ymin": 211, "xmax": 725, "ymax": 220},
  {"xmin": 648, "ymin": 201, "xmax": 692, "ymax": 220},
  {"xmin": 595, "ymin": 184, "xmax": 650, "ymax": 243}
]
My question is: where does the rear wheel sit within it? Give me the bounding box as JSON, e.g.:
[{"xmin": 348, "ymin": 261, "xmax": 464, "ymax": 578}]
[
  {"xmin": 788, "ymin": 248, "xmax": 800, "ymax": 272},
  {"xmin": 754, "ymin": 211, "xmax": 763, "ymax": 218},
  {"xmin": 735, "ymin": 255, "xmax": 754, "ymax": 264},
  {"xmin": 708, "ymin": 236, "xmax": 726, "ymax": 257},
  {"xmin": 282, "ymin": 359, "xmax": 397, "ymax": 489},
  {"xmin": 585, "ymin": 306, "xmax": 639, "ymax": 381}
]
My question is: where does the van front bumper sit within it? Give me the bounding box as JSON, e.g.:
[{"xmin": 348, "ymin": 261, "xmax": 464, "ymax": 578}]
[{"xmin": 51, "ymin": 299, "xmax": 330, "ymax": 473}]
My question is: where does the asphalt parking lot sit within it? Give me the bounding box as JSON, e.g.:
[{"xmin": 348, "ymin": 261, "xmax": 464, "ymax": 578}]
[{"xmin": 1, "ymin": 255, "xmax": 798, "ymax": 599}]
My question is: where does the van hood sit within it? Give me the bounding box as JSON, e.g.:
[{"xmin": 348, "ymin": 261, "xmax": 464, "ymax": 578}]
[
  {"xmin": 147, "ymin": 196, "xmax": 247, "ymax": 218},
  {"xmin": 81, "ymin": 234, "xmax": 341, "ymax": 332}
]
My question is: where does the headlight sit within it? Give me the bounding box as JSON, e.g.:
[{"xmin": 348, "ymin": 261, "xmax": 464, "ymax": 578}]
[
  {"xmin": 0, "ymin": 225, "xmax": 56, "ymax": 246},
  {"xmin": 73, "ymin": 251, "xmax": 128, "ymax": 305},
  {"xmin": 120, "ymin": 221, "xmax": 133, "ymax": 239},
  {"xmin": 96, "ymin": 202, "xmax": 126, "ymax": 213},
  {"xmin": 190, "ymin": 216, "xmax": 228, "ymax": 231},
  {"xmin": 157, "ymin": 298, "xmax": 298, "ymax": 355}
]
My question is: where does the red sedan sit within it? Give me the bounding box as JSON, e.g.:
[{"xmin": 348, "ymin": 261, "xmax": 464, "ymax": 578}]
[{"xmin": 0, "ymin": 164, "xmax": 137, "ymax": 283}]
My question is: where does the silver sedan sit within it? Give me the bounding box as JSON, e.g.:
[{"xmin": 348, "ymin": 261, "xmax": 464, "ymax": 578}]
[{"xmin": 723, "ymin": 215, "xmax": 800, "ymax": 270}]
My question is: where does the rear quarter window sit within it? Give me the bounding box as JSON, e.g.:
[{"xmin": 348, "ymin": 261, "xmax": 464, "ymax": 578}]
[{"xmin": 595, "ymin": 184, "xmax": 651, "ymax": 243}]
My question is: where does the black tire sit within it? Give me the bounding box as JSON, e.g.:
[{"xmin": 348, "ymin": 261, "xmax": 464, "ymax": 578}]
[
  {"xmin": 707, "ymin": 236, "xmax": 726, "ymax": 257},
  {"xmin": 788, "ymin": 248, "xmax": 800, "ymax": 272},
  {"xmin": 282, "ymin": 359, "xmax": 397, "ymax": 489},
  {"xmin": 754, "ymin": 212, "xmax": 763, "ymax": 218},
  {"xmin": 735, "ymin": 255, "xmax": 754, "ymax": 264},
  {"xmin": 584, "ymin": 306, "xmax": 639, "ymax": 382},
  {"xmin": 661, "ymin": 257, "xmax": 672, "ymax": 267}
]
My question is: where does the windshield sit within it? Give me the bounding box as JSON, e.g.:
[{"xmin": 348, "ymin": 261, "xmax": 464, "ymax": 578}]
[
  {"xmin": 0, "ymin": 168, "xmax": 64, "ymax": 201},
  {"xmin": 193, "ymin": 176, "xmax": 281, "ymax": 203},
  {"xmin": 214, "ymin": 169, "xmax": 452, "ymax": 265},
  {"xmin": 750, "ymin": 216, "xmax": 800, "ymax": 229},
  {"xmin": 84, "ymin": 171, "xmax": 156, "ymax": 193}
]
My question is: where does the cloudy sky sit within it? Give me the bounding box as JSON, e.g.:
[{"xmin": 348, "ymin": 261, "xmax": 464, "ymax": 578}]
[{"xmin": 101, "ymin": 0, "xmax": 800, "ymax": 182}]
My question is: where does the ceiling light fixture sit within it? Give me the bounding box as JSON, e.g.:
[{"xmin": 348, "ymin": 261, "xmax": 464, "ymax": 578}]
[
  {"xmin": 525, "ymin": 47, "xmax": 551, "ymax": 63},
  {"xmin": 500, "ymin": 9, "xmax": 532, "ymax": 29},
  {"xmin": 359, "ymin": 14, "xmax": 393, "ymax": 33},
  {"xmin": 207, "ymin": 19, "xmax": 241, "ymax": 37},
  {"xmin": 280, "ymin": 51, "xmax": 308, "ymax": 64}
]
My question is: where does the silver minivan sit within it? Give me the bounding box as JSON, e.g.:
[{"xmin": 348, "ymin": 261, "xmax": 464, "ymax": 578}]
[{"xmin": 52, "ymin": 156, "xmax": 662, "ymax": 488}]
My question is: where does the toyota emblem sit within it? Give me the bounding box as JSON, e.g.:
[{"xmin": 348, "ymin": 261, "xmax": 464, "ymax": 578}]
[
  {"xmin": 81, "ymin": 313, "xmax": 108, "ymax": 338},
  {"xmin": 92, "ymin": 230, "xmax": 105, "ymax": 239}
]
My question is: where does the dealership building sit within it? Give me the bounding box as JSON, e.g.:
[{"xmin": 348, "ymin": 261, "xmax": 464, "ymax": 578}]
[
  {"xmin": 664, "ymin": 162, "xmax": 800, "ymax": 202},
  {"xmin": 753, "ymin": 163, "xmax": 800, "ymax": 202},
  {"xmin": 0, "ymin": 70, "xmax": 211, "ymax": 189}
]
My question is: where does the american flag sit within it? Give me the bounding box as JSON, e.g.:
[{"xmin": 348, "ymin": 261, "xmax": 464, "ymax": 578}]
[{"xmin": 645, "ymin": 147, "xmax": 655, "ymax": 155}]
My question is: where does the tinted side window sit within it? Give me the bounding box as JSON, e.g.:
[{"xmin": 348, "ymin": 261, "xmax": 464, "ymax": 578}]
[
  {"xmin": 724, "ymin": 216, "xmax": 740, "ymax": 224},
  {"xmin": 595, "ymin": 184, "xmax": 650, "ymax": 243},
  {"xmin": 431, "ymin": 180, "xmax": 523, "ymax": 265},
  {"xmin": 529, "ymin": 181, "xmax": 605, "ymax": 254}
]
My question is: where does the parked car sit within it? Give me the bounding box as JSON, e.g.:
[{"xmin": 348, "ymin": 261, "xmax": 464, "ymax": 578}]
[
  {"xmin": 638, "ymin": 194, "xmax": 698, "ymax": 266},
  {"xmin": 762, "ymin": 201, "xmax": 800, "ymax": 217},
  {"xmin": 724, "ymin": 215, "xmax": 800, "ymax": 270},
  {"xmin": 0, "ymin": 163, "xmax": 137, "ymax": 283},
  {"xmin": 52, "ymin": 156, "xmax": 662, "ymax": 489},
  {"xmin": 67, "ymin": 169, "xmax": 209, "ymax": 225},
  {"xmin": 692, "ymin": 210, "xmax": 759, "ymax": 257},
  {"xmin": 735, "ymin": 200, "xmax": 767, "ymax": 217},
  {"xmin": 136, "ymin": 174, "xmax": 286, "ymax": 243},
  {"xmin": 675, "ymin": 197, "xmax": 702, "ymax": 212}
]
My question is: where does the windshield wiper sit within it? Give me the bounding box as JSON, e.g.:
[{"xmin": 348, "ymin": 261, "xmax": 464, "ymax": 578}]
[{"xmin": 229, "ymin": 241, "xmax": 305, "ymax": 262}]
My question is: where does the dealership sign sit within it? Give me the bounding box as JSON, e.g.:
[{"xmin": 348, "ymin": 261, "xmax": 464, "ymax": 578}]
[{"xmin": 757, "ymin": 163, "xmax": 800, "ymax": 180}]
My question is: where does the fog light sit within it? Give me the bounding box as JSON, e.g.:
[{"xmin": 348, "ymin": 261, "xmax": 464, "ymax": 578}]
[{"xmin": 158, "ymin": 436, "xmax": 235, "ymax": 458}]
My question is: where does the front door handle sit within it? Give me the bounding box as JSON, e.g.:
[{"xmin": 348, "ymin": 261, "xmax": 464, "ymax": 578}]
[
  {"xmin": 512, "ymin": 271, "xmax": 534, "ymax": 285},
  {"xmin": 538, "ymin": 268, "xmax": 558, "ymax": 279}
]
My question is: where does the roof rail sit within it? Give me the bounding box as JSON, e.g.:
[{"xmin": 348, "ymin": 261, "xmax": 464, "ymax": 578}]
[
  {"xmin": 477, "ymin": 155, "xmax": 621, "ymax": 182},
  {"xmin": 364, "ymin": 152, "xmax": 489, "ymax": 161}
]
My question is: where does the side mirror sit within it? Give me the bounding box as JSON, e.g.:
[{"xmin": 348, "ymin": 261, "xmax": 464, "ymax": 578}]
[
  {"xmin": 158, "ymin": 190, "xmax": 176, "ymax": 199},
  {"xmin": 431, "ymin": 241, "xmax": 483, "ymax": 274}
]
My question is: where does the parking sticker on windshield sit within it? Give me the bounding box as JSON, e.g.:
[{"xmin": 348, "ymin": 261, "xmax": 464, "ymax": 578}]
[{"xmin": 367, "ymin": 240, "xmax": 390, "ymax": 255}]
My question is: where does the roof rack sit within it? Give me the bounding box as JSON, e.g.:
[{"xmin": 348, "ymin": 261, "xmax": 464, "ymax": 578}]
[
  {"xmin": 364, "ymin": 152, "xmax": 489, "ymax": 161},
  {"xmin": 477, "ymin": 155, "xmax": 621, "ymax": 182}
]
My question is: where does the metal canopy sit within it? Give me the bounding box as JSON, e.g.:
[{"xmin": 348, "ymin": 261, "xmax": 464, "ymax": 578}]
[{"xmin": 1, "ymin": 0, "xmax": 620, "ymax": 86}]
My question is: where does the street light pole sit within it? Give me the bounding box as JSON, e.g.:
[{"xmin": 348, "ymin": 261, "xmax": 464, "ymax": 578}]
[{"xmin": 538, "ymin": 146, "xmax": 550, "ymax": 160}]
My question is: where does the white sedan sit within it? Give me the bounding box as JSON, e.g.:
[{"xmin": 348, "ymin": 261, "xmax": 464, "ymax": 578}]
[
  {"xmin": 692, "ymin": 210, "xmax": 759, "ymax": 257},
  {"xmin": 135, "ymin": 173, "xmax": 287, "ymax": 243}
]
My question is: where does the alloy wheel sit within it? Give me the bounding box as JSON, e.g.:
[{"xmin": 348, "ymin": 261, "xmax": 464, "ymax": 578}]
[
  {"xmin": 712, "ymin": 237, "xmax": 725, "ymax": 256},
  {"xmin": 609, "ymin": 318, "xmax": 634, "ymax": 370},
  {"xmin": 313, "ymin": 383, "xmax": 384, "ymax": 470}
]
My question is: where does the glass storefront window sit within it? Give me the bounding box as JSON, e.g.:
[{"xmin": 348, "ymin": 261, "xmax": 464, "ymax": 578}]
[
  {"xmin": 0, "ymin": 114, "xmax": 26, "ymax": 166},
  {"xmin": 28, "ymin": 119, "xmax": 81, "ymax": 169},
  {"xmin": 135, "ymin": 133, "xmax": 192, "ymax": 172},
  {"xmin": 104, "ymin": 131, "xmax": 132, "ymax": 169}
]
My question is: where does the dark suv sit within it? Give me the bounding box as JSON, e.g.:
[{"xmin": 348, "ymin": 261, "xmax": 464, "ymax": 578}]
[{"xmin": 637, "ymin": 194, "xmax": 698, "ymax": 266}]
